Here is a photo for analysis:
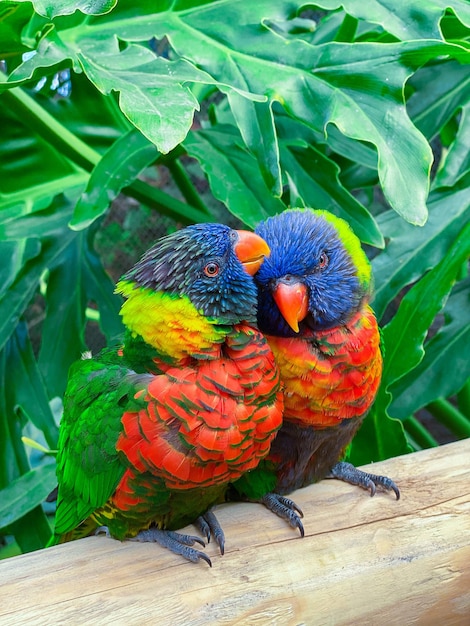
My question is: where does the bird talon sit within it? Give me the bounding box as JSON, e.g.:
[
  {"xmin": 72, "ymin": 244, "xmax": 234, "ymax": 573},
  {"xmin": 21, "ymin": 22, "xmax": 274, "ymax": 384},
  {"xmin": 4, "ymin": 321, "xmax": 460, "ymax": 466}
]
[
  {"xmin": 130, "ymin": 529, "xmax": 212, "ymax": 566},
  {"xmin": 261, "ymin": 493, "xmax": 305, "ymax": 537},
  {"xmin": 368, "ymin": 480, "xmax": 376, "ymax": 497},
  {"xmin": 94, "ymin": 525, "xmax": 111, "ymax": 537},
  {"xmin": 196, "ymin": 509, "xmax": 225, "ymax": 555},
  {"xmin": 328, "ymin": 462, "xmax": 400, "ymax": 500}
]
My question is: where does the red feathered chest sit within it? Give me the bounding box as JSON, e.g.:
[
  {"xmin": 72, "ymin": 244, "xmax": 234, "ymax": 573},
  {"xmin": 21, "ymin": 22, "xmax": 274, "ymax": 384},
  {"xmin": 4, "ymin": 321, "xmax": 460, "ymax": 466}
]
[
  {"xmin": 266, "ymin": 306, "xmax": 382, "ymax": 428},
  {"xmin": 113, "ymin": 324, "xmax": 283, "ymax": 508}
]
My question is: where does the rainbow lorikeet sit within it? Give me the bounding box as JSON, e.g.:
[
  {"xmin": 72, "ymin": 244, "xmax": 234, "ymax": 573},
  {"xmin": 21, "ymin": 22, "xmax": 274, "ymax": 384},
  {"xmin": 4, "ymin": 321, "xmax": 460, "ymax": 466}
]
[
  {"xmin": 231, "ymin": 209, "xmax": 399, "ymax": 534},
  {"xmin": 48, "ymin": 223, "xmax": 283, "ymax": 565}
]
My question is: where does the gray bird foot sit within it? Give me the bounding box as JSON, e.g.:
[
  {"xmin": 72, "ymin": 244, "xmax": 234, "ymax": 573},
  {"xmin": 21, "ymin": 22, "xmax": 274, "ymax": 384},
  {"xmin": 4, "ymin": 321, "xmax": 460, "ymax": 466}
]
[
  {"xmin": 327, "ymin": 461, "xmax": 400, "ymax": 500},
  {"xmin": 261, "ymin": 493, "xmax": 304, "ymax": 537},
  {"xmin": 196, "ymin": 509, "xmax": 225, "ymax": 555},
  {"xmin": 94, "ymin": 525, "xmax": 111, "ymax": 537},
  {"xmin": 130, "ymin": 528, "xmax": 212, "ymax": 567}
]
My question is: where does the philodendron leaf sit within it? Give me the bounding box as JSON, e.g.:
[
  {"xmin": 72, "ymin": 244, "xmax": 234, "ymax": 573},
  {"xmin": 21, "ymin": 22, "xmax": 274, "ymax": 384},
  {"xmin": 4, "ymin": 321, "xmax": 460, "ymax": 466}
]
[
  {"xmin": 7, "ymin": 322, "xmax": 59, "ymax": 449},
  {"xmin": 389, "ymin": 277, "xmax": 470, "ymax": 420},
  {"xmin": 76, "ymin": 39, "xmax": 216, "ymax": 154},
  {"xmin": 0, "ymin": 464, "xmax": 56, "ymax": 530},
  {"xmin": 377, "ymin": 220, "xmax": 470, "ymax": 414},
  {"xmin": 407, "ymin": 60, "xmax": 470, "ymax": 142},
  {"xmin": 6, "ymin": 1, "xmax": 470, "ymax": 222},
  {"xmin": 0, "ymin": 228, "xmax": 76, "ymax": 353},
  {"xmin": 372, "ymin": 172, "xmax": 470, "ymax": 320},
  {"xmin": 29, "ymin": 0, "xmax": 117, "ymax": 19},
  {"xmin": 70, "ymin": 129, "xmax": 159, "ymax": 230},
  {"xmin": 280, "ymin": 143, "xmax": 384, "ymax": 247},
  {"xmin": 184, "ymin": 125, "xmax": 286, "ymax": 228},
  {"xmin": 347, "ymin": 404, "xmax": 412, "ymax": 465},
  {"xmin": 312, "ymin": 0, "xmax": 470, "ymax": 41},
  {"xmin": 434, "ymin": 102, "xmax": 470, "ymax": 188},
  {"xmin": 227, "ymin": 93, "xmax": 282, "ymax": 197},
  {"xmin": 350, "ymin": 220, "xmax": 470, "ymax": 464}
]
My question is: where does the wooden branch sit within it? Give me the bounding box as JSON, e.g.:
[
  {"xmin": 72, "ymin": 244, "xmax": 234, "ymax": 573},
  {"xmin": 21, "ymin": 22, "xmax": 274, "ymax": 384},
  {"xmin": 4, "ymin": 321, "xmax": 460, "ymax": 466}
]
[{"xmin": 1, "ymin": 440, "xmax": 469, "ymax": 625}]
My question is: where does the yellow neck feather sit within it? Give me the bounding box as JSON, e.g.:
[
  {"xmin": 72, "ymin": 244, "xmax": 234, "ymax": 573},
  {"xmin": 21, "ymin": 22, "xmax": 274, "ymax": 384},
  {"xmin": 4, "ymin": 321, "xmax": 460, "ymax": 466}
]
[{"xmin": 116, "ymin": 281, "xmax": 228, "ymax": 360}]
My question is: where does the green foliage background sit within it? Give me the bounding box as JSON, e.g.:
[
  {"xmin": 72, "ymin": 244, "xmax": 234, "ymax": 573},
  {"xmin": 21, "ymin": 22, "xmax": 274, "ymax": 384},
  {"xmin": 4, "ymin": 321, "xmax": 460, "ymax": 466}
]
[{"xmin": 0, "ymin": 0, "xmax": 469, "ymax": 558}]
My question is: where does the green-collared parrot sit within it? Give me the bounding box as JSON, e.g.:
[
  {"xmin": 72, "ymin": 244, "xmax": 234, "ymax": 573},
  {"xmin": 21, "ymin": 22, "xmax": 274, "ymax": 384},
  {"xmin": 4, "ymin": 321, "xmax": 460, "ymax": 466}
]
[{"xmin": 49, "ymin": 223, "xmax": 283, "ymax": 565}]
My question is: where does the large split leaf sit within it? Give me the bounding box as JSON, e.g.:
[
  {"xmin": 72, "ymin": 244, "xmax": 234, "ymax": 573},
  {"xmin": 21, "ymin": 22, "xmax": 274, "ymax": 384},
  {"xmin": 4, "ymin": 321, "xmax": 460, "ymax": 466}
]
[
  {"xmin": 70, "ymin": 128, "xmax": 159, "ymax": 230},
  {"xmin": 372, "ymin": 173, "xmax": 470, "ymax": 320},
  {"xmin": 0, "ymin": 464, "xmax": 56, "ymax": 530},
  {"xmin": 434, "ymin": 102, "xmax": 470, "ymax": 188},
  {"xmin": 26, "ymin": 0, "xmax": 117, "ymax": 19},
  {"xmin": 7, "ymin": 1, "xmax": 470, "ymax": 223},
  {"xmin": 279, "ymin": 143, "xmax": 383, "ymax": 247},
  {"xmin": 313, "ymin": 0, "xmax": 470, "ymax": 41},
  {"xmin": 377, "ymin": 220, "xmax": 470, "ymax": 414},
  {"xmin": 184, "ymin": 126, "xmax": 286, "ymax": 228},
  {"xmin": 389, "ymin": 277, "xmax": 470, "ymax": 420},
  {"xmin": 351, "ymin": 220, "xmax": 470, "ymax": 463}
]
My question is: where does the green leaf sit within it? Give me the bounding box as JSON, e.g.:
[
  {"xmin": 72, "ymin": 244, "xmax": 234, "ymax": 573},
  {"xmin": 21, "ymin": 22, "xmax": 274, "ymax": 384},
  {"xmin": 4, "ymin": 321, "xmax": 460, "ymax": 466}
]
[
  {"xmin": 347, "ymin": 405, "xmax": 412, "ymax": 465},
  {"xmin": 227, "ymin": 94, "xmax": 282, "ymax": 196},
  {"xmin": 183, "ymin": 125, "xmax": 286, "ymax": 228},
  {"xmin": 7, "ymin": 322, "xmax": 59, "ymax": 449},
  {"xmin": 389, "ymin": 277, "xmax": 470, "ymax": 420},
  {"xmin": 7, "ymin": 1, "xmax": 470, "ymax": 223},
  {"xmin": 0, "ymin": 91, "xmax": 83, "ymax": 206},
  {"xmin": 6, "ymin": 507, "xmax": 52, "ymax": 553},
  {"xmin": 38, "ymin": 234, "xmax": 86, "ymax": 398},
  {"xmin": 407, "ymin": 60, "xmax": 470, "ymax": 142},
  {"xmin": 0, "ymin": 1, "xmax": 35, "ymax": 55},
  {"xmin": 28, "ymin": 0, "xmax": 117, "ymax": 19},
  {"xmin": 434, "ymin": 102, "xmax": 470, "ymax": 188},
  {"xmin": 70, "ymin": 129, "xmax": 159, "ymax": 230},
  {"xmin": 82, "ymin": 232, "xmax": 123, "ymax": 343},
  {"xmin": 76, "ymin": 38, "xmax": 215, "ymax": 153},
  {"xmin": 280, "ymin": 143, "xmax": 384, "ymax": 247},
  {"xmin": 0, "ymin": 464, "xmax": 56, "ymax": 529},
  {"xmin": 372, "ymin": 173, "xmax": 470, "ymax": 319},
  {"xmin": 378, "ymin": 220, "xmax": 470, "ymax": 410},
  {"xmin": 313, "ymin": 0, "xmax": 470, "ymax": 41},
  {"xmin": 0, "ymin": 225, "xmax": 76, "ymax": 353}
]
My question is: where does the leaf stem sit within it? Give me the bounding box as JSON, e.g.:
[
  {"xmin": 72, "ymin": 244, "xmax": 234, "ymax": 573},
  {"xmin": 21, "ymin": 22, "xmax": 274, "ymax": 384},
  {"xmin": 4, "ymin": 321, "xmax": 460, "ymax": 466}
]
[
  {"xmin": 457, "ymin": 377, "xmax": 470, "ymax": 419},
  {"xmin": 426, "ymin": 398, "xmax": 470, "ymax": 438},
  {"xmin": 166, "ymin": 158, "xmax": 212, "ymax": 216},
  {"xmin": 404, "ymin": 416, "xmax": 439, "ymax": 449},
  {"xmin": 0, "ymin": 86, "xmax": 211, "ymax": 224}
]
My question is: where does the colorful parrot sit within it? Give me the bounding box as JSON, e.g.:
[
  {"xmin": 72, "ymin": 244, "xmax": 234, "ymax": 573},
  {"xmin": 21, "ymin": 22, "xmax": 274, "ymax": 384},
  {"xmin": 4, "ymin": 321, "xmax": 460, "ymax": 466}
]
[
  {"xmin": 231, "ymin": 209, "xmax": 399, "ymax": 534},
  {"xmin": 49, "ymin": 223, "xmax": 283, "ymax": 565}
]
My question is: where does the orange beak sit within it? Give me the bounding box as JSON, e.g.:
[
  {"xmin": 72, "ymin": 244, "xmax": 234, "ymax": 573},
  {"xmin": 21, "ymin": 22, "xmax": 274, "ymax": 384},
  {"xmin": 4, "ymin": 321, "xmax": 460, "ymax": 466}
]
[
  {"xmin": 273, "ymin": 281, "xmax": 309, "ymax": 333},
  {"xmin": 234, "ymin": 230, "xmax": 271, "ymax": 276}
]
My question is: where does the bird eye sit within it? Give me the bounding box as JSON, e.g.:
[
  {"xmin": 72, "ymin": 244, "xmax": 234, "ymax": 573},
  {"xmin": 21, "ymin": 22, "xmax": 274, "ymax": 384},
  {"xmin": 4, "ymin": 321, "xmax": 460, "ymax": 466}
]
[
  {"xmin": 318, "ymin": 252, "xmax": 329, "ymax": 269},
  {"xmin": 204, "ymin": 262, "xmax": 220, "ymax": 277}
]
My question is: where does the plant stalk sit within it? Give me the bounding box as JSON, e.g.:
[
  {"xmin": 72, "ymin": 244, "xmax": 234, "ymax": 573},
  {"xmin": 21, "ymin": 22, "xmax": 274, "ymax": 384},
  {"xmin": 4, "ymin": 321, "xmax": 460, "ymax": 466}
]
[
  {"xmin": 457, "ymin": 377, "xmax": 470, "ymax": 419},
  {"xmin": 166, "ymin": 158, "xmax": 212, "ymax": 216},
  {"xmin": 404, "ymin": 416, "xmax": 439, "ymax": 449},
  {"xmin": 426, "ymin": 398, "xmax": 470, "ymax": 439},
  {"xmin": 1, "ymin": 86, "xmax": 211, "ymax": 224}
]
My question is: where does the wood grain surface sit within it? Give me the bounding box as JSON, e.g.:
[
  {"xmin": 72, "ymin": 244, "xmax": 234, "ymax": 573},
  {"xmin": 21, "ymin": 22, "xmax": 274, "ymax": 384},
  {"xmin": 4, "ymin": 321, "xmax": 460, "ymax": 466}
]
[{"xmin": 1, "ymin": 439, "xmax": 469, "ymax": 626}]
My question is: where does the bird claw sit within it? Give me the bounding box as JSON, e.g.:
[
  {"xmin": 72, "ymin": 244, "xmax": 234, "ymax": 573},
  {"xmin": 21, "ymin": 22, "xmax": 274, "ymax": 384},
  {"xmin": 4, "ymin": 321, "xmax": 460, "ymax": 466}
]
[
  {"xmin": 261, "ymin": 493, "xmax": 305, "ymax": 537},
  {"xmin": 94, "ymin": 525, "xmax": 111, "ymax": 538},
  {"xmin": 327, "ymin": 461, "xmax": 400, "ymax": 500},
  {"xmin": 130, "ymin": 528, "xmax": 212, "ymax": 566},
  {"xmin": 196, "ymin": 509, "xmax": 225, "ymax": 555}
]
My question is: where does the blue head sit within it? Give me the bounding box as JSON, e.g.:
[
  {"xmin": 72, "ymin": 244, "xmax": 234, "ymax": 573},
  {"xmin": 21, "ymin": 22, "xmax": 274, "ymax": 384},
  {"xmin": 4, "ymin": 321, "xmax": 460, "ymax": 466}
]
[
  {"xmin": 119, "ymin": 223, "xmax": 270, "ymax": 325},
  {"xmin": 254, "ymin": 209, "xmax": 372, "ymax": 336}
]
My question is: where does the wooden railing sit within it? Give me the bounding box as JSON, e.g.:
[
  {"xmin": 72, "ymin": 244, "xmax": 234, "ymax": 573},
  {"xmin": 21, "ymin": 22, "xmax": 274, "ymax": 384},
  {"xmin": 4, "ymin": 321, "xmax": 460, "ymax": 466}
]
[{"xmin": 1, "ymin": 439, "xmax": 469, "ymax": 625}]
